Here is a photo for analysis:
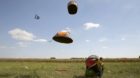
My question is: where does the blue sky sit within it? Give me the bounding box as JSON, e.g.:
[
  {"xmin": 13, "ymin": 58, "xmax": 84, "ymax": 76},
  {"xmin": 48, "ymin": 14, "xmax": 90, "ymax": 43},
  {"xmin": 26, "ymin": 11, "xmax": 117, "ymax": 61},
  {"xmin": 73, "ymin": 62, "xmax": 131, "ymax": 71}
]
[{"xmin": 0, "ymin": 0, "xmax": 140, "ymax": 58}]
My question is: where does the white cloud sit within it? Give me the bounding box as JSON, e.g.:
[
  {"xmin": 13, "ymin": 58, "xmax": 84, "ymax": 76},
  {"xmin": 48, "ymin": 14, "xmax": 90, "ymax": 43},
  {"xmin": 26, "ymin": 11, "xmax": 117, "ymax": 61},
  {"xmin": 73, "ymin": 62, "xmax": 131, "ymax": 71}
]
[
  {"xmin": 85, "ymin": 40, "xmax": 90, "ymax": 42},
  {"xmin": 0, "ymin": 43, "xmax": 29, "ymax": 49},
  {"xmin": 17, "ymin": 42, "xmax": 28, "ymax": 47},
  {"xmin": 121, "ymin": 37, "xmax": 126, "ymax": 41},
  {"xmin": 102, "ymin": 46, "xmax": 108, "ymax": 49},
  {"xmin": 99, "ymin": 38, "xmax": 108, "ymax": 42},
  {"xmin": 65, "ymin": 27, "xmax": 72, "ymax": 32},
  {"xmin": 8, "ymin": 28, "xmax": 47, "ymax": 43},
  {"xmin": 8, "ymin": 28, "xmax": 35, "ymax": 41},
  {"xmin": 0, "ymin": 45, "xmax": 16, "ymax": 49},
  {"xmin": 84, "ymin": 22, "xmax": 100, "ymax": 30},
  {"xmin": 33, "ymin": 39, "xmax": 47, "ymax": 42},
  {"xmin": 61, "ymin": 27, "xmax": 72, "ymax": 33}
]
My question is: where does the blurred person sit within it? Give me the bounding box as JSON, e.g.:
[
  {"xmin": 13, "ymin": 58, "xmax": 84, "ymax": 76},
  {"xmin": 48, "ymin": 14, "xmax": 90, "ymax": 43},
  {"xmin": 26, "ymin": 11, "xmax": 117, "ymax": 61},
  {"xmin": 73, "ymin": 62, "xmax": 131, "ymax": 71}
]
[
  {"xmin": 85, "ymin": 55, "xmax": 104, "ymax": 78},
  {"xmin": 99, "ymin": 57, "xmax": 104, "ymax": 76}
]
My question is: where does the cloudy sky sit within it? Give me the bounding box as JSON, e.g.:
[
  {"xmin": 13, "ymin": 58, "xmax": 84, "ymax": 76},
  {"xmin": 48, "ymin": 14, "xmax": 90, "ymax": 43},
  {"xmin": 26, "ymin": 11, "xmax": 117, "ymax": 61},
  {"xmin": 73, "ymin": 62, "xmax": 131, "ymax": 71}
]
[{"xmin": 0, "ymin": 0, "xmax": 140, "ymax": 58}]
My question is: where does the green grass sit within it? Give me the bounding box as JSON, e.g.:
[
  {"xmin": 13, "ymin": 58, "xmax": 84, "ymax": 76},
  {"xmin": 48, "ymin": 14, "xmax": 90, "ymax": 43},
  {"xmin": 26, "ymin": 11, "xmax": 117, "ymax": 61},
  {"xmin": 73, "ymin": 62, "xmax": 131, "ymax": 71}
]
[
  {"xmin": 103, "ymin": 62, "xmax": 140, "ymax": 78},
  {"xmin": 0, "ymin": 61, "xmax": 140, "ymax": 78}
]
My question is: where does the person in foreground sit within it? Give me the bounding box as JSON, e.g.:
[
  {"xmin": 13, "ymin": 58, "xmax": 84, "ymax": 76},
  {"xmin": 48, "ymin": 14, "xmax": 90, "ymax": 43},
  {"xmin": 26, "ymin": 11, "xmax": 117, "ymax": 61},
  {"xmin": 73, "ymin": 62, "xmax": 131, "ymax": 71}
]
[{"xmin": 85, "ymin": 55, "xmax": 104, "ymax": 78}]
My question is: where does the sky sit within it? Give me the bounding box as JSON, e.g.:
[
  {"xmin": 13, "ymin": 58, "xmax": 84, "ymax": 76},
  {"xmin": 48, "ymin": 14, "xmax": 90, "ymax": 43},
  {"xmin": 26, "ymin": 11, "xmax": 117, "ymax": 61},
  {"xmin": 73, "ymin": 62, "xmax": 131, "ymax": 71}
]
[{"xmin": 0, "ymin": 0, "xmax": 140, "ymax": 58}]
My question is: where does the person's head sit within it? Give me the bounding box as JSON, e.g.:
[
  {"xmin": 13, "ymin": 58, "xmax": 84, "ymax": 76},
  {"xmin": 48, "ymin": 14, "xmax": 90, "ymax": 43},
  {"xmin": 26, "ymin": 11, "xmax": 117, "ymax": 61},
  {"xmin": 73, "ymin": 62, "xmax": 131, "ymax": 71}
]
[
  {"xmin": 100, "ymin": 57, "xmax": 103, "ymax": 61},
  {"xmin": 87, "ymin": 55, "xmax": 99, "ymax": 61}
]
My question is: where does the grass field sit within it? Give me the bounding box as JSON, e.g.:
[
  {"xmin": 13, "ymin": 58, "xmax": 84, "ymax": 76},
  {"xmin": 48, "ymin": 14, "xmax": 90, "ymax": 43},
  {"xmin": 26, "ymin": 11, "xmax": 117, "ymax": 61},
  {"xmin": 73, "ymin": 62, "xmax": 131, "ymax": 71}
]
[{"xmin": 0, "ymin": 60, "xmax": 140, "ymax": 78}]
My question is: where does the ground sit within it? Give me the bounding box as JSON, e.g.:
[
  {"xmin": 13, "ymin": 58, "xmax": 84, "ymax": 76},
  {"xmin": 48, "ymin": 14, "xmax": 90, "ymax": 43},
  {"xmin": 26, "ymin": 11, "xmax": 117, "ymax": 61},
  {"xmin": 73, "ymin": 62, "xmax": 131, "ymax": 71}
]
[{"xmin": 0, "ymin": 60, "xmax": 140, "ymax": 78}]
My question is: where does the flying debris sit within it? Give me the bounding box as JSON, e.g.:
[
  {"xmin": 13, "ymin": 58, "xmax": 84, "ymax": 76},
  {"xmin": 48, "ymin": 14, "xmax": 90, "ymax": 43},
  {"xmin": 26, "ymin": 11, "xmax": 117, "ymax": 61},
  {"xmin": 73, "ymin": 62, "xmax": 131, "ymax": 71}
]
[
  {"xmin": 34, "ymin": 14, "xmax": 40, "ymax": 20},
  {"xmin": 52, "ymin": 31, "xmax": 73, "ymax": 44},
  {"xmin": 67, "ymin": 0, "xmax": 78, "ymax": 15}
]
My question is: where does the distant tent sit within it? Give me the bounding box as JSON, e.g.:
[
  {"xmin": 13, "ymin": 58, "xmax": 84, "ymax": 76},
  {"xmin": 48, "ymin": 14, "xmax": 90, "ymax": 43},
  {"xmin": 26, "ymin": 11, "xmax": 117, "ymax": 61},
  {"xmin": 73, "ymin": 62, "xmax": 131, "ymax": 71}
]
[{"xmin": 35, "ymin": 14, "xmax": 40, "ymax": 20}]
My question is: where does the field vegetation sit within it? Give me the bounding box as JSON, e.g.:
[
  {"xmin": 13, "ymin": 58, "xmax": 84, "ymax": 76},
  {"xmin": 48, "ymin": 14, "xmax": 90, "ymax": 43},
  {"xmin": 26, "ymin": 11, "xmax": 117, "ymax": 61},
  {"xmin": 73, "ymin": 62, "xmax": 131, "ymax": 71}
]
[{"xmin": 0, "ymin": 58, "xmax": 139, "ymax": 78}]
